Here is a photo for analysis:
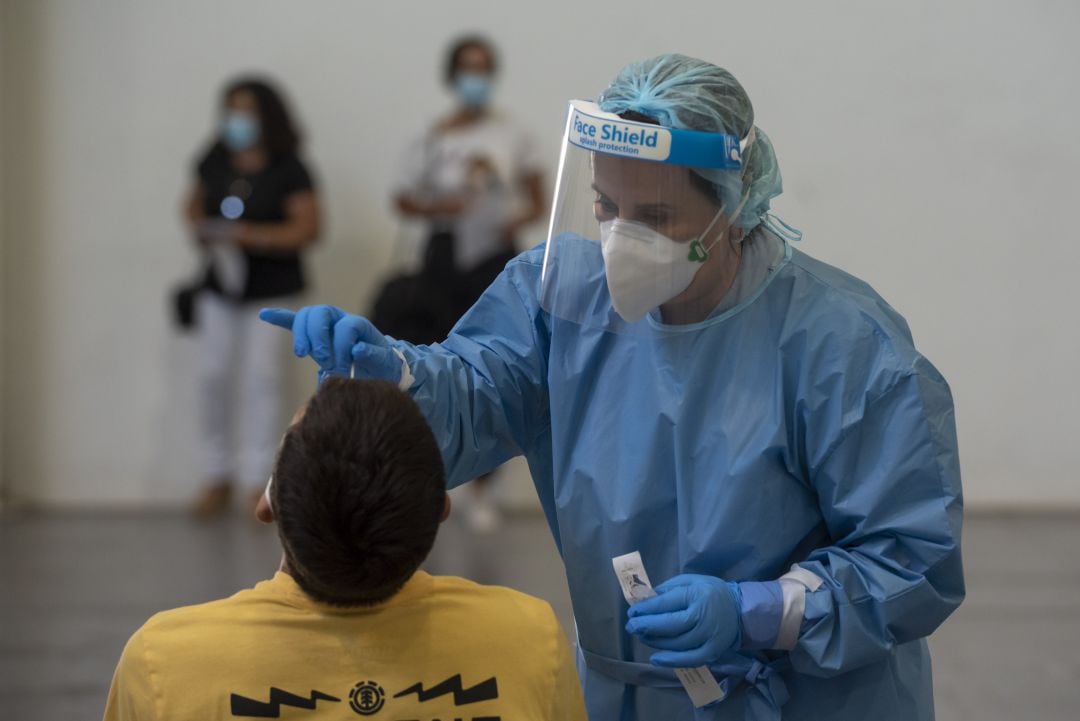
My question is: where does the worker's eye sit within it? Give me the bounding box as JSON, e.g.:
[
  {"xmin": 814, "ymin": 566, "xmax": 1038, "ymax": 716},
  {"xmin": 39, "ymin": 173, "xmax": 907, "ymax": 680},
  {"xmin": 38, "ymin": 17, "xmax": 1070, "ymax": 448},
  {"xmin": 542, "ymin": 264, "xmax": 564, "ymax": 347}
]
[{"xmin": 594, "ymin": 194, "xmax": 618, "ymax": 221}]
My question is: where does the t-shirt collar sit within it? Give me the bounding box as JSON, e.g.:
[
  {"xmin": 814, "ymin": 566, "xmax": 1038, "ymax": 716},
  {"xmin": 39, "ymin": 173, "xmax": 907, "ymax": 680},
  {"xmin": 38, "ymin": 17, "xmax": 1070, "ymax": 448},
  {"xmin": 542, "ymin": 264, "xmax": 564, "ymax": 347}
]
[{"xmin": 258, "ymin": 569, "xmax": 434, "ymax": 612}]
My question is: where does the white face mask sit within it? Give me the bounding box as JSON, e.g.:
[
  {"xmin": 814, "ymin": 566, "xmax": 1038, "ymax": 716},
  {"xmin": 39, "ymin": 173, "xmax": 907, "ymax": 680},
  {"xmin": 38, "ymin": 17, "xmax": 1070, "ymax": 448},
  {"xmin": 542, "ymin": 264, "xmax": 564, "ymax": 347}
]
[{"xmin": 599, "ymin": 205, "xmax": 730, "ymax": 323}]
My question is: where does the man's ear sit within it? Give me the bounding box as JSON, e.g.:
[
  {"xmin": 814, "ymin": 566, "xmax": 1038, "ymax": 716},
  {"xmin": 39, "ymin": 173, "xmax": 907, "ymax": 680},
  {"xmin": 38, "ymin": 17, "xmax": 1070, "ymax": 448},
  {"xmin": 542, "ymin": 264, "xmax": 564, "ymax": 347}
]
[
  {"xmin": 255, "ymin": 484, "xmax": 275, "ymax": 524},
  {"xmin": 439, "ymin": 493, "xmax": 452, "ymax": 523}
]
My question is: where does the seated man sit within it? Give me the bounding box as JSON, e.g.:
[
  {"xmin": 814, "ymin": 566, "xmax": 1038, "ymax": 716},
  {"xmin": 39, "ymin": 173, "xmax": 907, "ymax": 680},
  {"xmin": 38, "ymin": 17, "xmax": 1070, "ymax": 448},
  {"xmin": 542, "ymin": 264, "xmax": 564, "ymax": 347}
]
[{"xmin": 104, "ymin": 378, "xmax": 586, "ymax": 721}]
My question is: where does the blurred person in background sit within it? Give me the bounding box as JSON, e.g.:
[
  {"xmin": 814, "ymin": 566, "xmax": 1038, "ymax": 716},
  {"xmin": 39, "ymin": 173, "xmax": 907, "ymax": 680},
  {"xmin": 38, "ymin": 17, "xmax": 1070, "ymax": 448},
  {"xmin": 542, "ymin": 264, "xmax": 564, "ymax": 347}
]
[
  {"xmin": 389, "ymin": 35, "xmax": 546, "ymax": 532},
  {"xmin": 184, "ymin": 76, "xmax": 321, "ymax": 516}
]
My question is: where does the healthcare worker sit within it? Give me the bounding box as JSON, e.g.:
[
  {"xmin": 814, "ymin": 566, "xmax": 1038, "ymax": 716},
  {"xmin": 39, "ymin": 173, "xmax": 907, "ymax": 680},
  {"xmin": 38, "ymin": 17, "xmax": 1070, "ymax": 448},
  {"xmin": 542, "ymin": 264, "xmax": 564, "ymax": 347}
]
[{"xmin": 261, "ymin": 55, "xmax": 964, "ymax": 720}]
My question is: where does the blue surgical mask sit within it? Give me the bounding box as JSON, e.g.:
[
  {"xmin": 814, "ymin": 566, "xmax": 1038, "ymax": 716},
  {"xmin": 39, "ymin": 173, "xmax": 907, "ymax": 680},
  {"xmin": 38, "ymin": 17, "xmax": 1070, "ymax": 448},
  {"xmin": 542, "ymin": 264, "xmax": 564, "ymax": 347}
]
[
  {"xmin": 455, "ymin": 72, "xmax": 493, "ymax": 108},
  {"xmin": 221, "ymin": 111, "xmax": 260, "ymax": 151}
]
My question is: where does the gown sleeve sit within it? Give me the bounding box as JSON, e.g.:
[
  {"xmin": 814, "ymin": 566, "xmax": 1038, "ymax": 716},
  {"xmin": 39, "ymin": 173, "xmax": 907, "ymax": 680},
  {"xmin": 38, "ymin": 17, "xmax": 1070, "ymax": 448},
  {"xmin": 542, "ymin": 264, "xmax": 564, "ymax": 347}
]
[
  {"xmin": 790, "ymin": 359, "xmax": 965, "ymax": 676},
  {"xmin": 393, "ymin": 250, "xmax": 551, "ymax": 488}
]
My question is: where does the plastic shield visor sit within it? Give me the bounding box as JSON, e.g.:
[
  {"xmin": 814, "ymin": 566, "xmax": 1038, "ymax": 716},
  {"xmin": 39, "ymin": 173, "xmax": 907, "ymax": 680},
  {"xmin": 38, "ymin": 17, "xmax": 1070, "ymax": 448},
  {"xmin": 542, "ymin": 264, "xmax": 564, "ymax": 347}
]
[{"xmin": 540, "ymin": 100, "xmax": 749, "ymax": 331}]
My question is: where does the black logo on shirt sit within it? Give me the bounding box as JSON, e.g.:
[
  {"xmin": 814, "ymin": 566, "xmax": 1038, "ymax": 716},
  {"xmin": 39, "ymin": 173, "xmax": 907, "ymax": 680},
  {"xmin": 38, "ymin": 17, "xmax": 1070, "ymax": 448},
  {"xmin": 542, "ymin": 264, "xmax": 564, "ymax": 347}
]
[
  {"xmin": 231, "ymin": 687, "xmax": 341, "ymax": 717},
  {"xmin": 393, "ymin": 674, "xmax": 499, "ymax": 706},
  {"xmin": 350, "ymin": 680, "xmax": 386, "ymax": 715}
]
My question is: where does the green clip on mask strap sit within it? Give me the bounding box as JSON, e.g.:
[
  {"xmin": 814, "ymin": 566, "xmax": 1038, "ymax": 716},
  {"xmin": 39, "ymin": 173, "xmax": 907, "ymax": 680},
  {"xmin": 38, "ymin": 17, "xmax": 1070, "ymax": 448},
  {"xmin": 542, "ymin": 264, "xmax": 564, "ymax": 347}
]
[{"xmin": 687, "ymin": 189, "xmax": 751, "ymax": 263}]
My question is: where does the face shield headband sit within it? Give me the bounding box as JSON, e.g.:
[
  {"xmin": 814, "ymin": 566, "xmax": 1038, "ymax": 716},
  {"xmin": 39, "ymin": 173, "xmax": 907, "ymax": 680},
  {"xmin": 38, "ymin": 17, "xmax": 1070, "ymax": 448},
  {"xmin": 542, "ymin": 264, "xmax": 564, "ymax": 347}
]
[{"xmin": 564, "ymin": 100, "xmax": 749, "ymax": 171}]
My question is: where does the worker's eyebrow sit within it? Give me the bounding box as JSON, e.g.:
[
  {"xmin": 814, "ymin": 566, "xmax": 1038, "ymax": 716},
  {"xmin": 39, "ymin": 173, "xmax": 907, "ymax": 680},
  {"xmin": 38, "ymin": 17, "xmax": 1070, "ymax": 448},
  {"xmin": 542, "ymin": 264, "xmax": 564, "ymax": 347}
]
[{"xmin": 590, "ymin": 184, "xmax": 673, "ymax": 212}]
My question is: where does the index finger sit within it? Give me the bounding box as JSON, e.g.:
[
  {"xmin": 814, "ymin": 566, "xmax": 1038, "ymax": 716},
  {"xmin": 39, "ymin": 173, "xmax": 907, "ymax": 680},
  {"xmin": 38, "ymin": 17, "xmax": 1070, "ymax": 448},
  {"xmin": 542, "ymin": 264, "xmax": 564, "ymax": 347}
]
[
  {"xmin": 627, "ymin": 586, "xmax": 691, "ymax": 618},
  {"xmin": 259, "ymin": 308, "xmax": 296, "ymax": 330}
]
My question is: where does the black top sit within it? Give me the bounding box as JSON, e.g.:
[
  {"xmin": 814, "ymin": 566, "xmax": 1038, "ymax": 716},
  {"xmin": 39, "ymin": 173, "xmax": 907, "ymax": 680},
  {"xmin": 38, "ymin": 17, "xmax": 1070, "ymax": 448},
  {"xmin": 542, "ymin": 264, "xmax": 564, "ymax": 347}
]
[{"xmin": 197, "ymin": 144, "xmax": 315, "ymax": 300}]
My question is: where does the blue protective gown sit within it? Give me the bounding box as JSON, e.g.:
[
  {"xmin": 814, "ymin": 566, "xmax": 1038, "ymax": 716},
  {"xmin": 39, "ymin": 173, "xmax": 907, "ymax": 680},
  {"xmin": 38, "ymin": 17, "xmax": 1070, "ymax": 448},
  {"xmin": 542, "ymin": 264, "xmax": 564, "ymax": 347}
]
[{"xmin": 395, "ymin": 235, "xmax": 964, "ymax": 720}]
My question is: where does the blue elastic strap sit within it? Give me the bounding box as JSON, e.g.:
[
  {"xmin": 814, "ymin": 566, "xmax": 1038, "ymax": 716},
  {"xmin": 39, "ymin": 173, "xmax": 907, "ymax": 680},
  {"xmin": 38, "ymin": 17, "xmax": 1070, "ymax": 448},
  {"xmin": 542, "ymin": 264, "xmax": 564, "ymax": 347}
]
[
  {"xmin": 666, "ymin": 125, "xmax": 743, "ymax": 169},
  {"xmin": 763, "ymin": 213, "xmax": 803, "ymax": 242}
]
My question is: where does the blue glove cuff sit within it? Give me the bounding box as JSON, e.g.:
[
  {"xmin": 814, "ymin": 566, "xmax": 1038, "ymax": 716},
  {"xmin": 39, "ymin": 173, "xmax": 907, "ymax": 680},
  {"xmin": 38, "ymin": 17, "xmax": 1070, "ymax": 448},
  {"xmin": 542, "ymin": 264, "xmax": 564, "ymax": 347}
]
[{"xmin": 738, "ymin": 580, "xmax": 785, "ymax": 650}]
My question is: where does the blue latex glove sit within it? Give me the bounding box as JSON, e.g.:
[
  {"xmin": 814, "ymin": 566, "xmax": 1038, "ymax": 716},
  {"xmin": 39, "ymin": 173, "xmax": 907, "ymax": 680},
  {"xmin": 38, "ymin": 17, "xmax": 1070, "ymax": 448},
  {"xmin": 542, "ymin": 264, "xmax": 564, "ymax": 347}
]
[
  {"xmin": 625, "ymin": 574, "xmax": 742, "ymax": 667},
  {"xmin": 259, "ymin": 305, "xmax": 402, "ymax": 383}
]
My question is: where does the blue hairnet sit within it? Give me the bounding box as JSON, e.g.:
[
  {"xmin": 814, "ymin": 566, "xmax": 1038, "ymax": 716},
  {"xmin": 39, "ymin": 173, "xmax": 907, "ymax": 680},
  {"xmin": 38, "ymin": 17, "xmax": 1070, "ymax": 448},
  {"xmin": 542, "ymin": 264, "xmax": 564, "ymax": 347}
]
[{"xmin": 598, "ymin": 53, "xmax": 783, "ymax": 231}]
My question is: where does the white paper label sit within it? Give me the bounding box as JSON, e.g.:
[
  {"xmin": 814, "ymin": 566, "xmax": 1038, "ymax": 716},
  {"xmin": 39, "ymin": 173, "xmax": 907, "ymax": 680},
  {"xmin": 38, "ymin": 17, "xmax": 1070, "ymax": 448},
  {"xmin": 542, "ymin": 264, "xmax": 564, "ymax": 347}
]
[
  {"xmin": 611, "ymin": 551, "xmax": 726, "ymax": 708},
  {"xmin": 569, "ymin": 109, "xmax": 672, "ymax": 161}
]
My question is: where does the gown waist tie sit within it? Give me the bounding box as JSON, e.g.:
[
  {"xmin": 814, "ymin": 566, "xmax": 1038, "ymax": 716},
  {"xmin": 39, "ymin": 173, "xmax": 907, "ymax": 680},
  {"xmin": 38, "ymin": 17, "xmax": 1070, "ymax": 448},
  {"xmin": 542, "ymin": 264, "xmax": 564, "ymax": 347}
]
[{"xmin": 579, "ymin": 645, "xmax": 792, "ymax": 720}]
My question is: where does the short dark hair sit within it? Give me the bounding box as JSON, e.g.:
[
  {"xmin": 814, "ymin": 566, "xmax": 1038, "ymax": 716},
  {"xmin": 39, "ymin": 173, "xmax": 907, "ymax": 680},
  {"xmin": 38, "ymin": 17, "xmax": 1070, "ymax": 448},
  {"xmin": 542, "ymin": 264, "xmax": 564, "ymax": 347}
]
[
  {"xmin": 221, "ymin": 76, "xmax": 302, "ymax": 158},
  {"xmin": 444, "ymin": 35, "xmax": 498, "ymax": 84},
  {"xmin": 272, "ymin": 378, "xmax": 446, "ymax": 607}
]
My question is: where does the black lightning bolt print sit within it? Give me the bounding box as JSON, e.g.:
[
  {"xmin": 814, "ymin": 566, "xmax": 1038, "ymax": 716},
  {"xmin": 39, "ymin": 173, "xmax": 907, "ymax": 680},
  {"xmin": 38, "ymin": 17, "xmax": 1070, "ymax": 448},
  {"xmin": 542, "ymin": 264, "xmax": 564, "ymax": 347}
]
[
  {"xmin": 393, "ymin": 674, "xmax": 499, "ymax": 706},
  {"xmin": 230, "ymin": 687, "xmax": 341, "ymax": 717}
]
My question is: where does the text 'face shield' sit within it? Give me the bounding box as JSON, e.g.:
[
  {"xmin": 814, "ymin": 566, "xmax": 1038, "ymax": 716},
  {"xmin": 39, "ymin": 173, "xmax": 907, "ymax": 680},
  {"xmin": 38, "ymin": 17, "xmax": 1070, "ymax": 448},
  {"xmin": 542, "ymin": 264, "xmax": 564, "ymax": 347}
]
[{"xmin": 541, "ymin": 101, "xmax": 750, "ymax": 330}]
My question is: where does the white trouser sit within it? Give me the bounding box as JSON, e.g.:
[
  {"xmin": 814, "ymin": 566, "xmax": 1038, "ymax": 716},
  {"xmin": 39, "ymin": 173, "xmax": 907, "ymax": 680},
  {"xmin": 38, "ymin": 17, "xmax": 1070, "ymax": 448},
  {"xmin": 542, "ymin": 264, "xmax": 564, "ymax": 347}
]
[{"xmin": 196, "ymin": 291, "xmax": 292, "ymax": 490}]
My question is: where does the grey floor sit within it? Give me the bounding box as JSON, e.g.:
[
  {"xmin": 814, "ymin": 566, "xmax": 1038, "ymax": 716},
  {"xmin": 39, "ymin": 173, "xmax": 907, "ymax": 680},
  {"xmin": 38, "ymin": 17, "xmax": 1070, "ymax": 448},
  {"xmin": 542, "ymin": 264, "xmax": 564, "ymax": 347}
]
[{"xmin": 1, "ymin": 510, "xmax": 1077, "ymax": 721}]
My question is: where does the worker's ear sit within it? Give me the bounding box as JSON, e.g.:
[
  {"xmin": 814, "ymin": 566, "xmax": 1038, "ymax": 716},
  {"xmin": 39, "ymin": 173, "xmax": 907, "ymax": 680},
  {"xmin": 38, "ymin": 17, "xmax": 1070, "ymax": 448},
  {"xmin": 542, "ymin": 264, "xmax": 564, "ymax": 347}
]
[
  {"xmin": 440, "ymin": 493, "xmax": 452, "ymax": 523},
  {"xmin": 255, "ymin": 488, "xmax": 274, "ymax": 524}
]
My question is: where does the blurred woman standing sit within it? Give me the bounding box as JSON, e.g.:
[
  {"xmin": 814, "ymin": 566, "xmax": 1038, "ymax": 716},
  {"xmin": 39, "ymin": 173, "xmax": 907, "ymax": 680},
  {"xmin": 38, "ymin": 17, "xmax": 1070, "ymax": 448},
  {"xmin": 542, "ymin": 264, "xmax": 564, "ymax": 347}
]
[
  {"xmin": 393, "ymin": 36, "xmax": 546, "ymax": 336},
  {"xmin": 184, "ymin": 77, "xmax": 321, "ymax": 515},
  {"xmin": 392, "ymin": 37, "xmax": 545, "ymax": 531}
]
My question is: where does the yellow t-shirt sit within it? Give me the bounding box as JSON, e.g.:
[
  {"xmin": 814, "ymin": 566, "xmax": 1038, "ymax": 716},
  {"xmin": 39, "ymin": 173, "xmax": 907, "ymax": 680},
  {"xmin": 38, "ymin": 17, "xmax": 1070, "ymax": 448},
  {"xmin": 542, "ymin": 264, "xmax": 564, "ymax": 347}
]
[{"xmin": 103, "ymin": 571, "xmax": 586, "ymax": 721}]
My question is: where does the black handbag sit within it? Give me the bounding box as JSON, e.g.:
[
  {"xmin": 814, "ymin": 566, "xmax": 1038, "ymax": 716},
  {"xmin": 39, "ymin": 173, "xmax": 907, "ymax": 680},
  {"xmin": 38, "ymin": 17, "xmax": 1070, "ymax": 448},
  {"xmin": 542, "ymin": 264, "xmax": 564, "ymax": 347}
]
[
  {"xmin": 171, "ymin": 275, "xmax": 206, "ymax": 331},
  {"xmin": 371, "ymin": 230, "xmax": 464, "ymax": 345}
]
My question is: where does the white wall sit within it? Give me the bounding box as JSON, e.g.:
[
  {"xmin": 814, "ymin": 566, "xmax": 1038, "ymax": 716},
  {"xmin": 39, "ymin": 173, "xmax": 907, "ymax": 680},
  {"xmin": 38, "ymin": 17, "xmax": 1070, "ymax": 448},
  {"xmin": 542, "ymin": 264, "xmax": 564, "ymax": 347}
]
[
  {"xmin": 0, "ymin": 0, "xmax": 7, "ymax": 507},
  {"xmin": 1, "ymin": 0, "xmax": 1077, "ymax": 508}
]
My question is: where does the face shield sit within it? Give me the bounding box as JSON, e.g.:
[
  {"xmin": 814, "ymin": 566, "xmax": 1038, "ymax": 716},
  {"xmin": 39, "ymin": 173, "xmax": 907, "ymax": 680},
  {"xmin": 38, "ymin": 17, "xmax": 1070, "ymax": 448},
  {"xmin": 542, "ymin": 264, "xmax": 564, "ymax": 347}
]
[{"xmin": 540, "ymin": 101, "xmax": 752, "ymax": 330}]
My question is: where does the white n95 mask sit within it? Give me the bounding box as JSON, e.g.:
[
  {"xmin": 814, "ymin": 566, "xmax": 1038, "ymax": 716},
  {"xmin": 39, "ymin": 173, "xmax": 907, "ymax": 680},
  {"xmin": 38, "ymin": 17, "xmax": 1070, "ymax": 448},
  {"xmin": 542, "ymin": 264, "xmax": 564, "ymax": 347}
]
[{"xmin": 599, "ymin": 205, "xmax": 729, "ymax": 323}]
